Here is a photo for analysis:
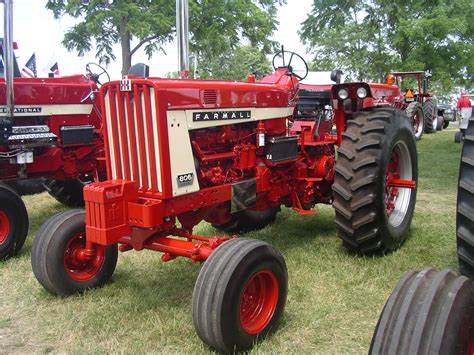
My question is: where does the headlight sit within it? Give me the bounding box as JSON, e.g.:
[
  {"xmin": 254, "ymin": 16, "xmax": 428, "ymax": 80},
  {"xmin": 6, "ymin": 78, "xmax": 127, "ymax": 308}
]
[
  {"xmin": 356, "ymin": 87, "xmax": 368, "ymax": 99},
  {"xmin": 338, "ymin": 88, "xmax": 349, "ymax": 100}
]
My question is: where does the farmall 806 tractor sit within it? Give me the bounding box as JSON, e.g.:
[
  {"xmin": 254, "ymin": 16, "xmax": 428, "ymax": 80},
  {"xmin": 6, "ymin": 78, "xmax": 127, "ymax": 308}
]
[
  {"xmin": 31, "ymin": 48, "xmax": 419, "ymax": 352},
  {"xmin": 0, "ymin": 1, "xmax": 107, "ymax": 259},
  {"xmin": 369, "ymin": 114, "xmax": 474, "ymax": 354}
]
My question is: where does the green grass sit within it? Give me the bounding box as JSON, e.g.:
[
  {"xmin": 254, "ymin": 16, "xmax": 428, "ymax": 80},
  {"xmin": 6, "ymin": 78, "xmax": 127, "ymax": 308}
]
[{"xmin": 0, "ymin": 128, "xmax": 462, "ymax": 353}]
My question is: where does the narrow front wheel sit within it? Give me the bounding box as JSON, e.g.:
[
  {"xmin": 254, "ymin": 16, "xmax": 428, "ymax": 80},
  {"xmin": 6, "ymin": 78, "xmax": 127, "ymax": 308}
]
[
  {"xmin": 31, "ymin": 209, "xmax": 118, "ymax": 295},
  {"xmin": 192, "ymin": 238, "xmax": 287, "ymax": 353}
]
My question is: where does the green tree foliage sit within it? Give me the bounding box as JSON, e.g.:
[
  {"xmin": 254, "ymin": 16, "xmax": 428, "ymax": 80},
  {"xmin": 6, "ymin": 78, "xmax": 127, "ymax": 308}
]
[
  {"xmin": 46, "ymin": 0, "xmax": 283, "ymax": 76},
  {"xmin": 195, "ymin": 44, "xmax": 272, "ymax": 80},
  {"xmin": 300, "ymin": 0, "xmax": 473, "ymax": 92}
]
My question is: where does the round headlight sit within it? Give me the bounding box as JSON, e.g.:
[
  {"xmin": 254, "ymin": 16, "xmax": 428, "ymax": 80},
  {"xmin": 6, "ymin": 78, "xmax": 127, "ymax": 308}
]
[
  {"xmin": 356, "ymin": 87, "xmax": 368, "ymax": 99},
  {"xmin": 338, "ymin": 88, "xmax": 349, "ymax": 100}
]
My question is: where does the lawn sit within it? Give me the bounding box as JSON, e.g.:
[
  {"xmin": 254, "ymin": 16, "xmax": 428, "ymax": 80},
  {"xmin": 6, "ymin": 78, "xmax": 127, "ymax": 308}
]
[{"xmin": 0, "ymin": 128, "xmax": 462, "ymax": 353}]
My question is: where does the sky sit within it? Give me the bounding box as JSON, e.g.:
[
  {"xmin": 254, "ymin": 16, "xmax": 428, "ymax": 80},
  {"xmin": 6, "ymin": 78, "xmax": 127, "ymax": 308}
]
[{"xmin": 1, "ymin": 0, "xmax": 314, "ymax": 80}]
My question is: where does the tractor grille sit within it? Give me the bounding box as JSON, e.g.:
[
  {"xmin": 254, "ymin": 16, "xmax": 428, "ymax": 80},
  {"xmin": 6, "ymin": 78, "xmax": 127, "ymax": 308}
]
[{"xmin": 104, "ymin": 83, "xmax": 162, "ymax": 193}]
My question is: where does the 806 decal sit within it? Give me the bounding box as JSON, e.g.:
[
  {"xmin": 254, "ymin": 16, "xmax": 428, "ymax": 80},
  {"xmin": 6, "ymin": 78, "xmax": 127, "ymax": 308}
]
[{"xmin": 177, "ymin": 172, "xmax": 194, "ymax": 187}]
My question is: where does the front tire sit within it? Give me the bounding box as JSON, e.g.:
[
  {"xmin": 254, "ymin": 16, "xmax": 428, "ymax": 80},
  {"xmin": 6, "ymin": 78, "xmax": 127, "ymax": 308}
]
[
  {"xmin": 192, "ymin": 238, "xmax": 287, "ymax": 353},
  {"xmin": 31, "ymin": 209, "xmax": 118, "ymax": 295},
  {"xmin": 370, "ymin": 268, "xmax": 474, "ymax": 354},
  {"xmin": 457, "ymin": 116, "xmax": 474, "ymax": 278},
  {"xmin": 436, "ymin": 116, "xmax": 444, "ymax": 131},
  {"xmin": 405, "ymin": 102, "xmax": 424, "ymax": 140},
  {"xmin": 0, "ymin": 183, "xmax": 29, "ymax": 259},
  {"xmin": 333, "ymin": 107, "xmax": 418, "ymax": 254}
]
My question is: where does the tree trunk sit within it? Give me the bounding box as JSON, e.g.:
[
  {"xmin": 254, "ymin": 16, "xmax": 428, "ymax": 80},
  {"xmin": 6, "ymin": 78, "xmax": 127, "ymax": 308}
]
[{"xmin": 120, "ymin": 16, "xmax": 131, "ymax": 76}]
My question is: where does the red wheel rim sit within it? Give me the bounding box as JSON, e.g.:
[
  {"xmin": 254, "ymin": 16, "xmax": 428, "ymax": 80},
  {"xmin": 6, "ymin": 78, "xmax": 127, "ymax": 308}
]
[
  {"xmin": 0, "ymin": 210, "xmax": 11, "ymax": 244},
  {"xmin": 63, "ymin": 232, "xmax": 105, "ymax": 281},
  {"xmin": 385, "ymin": 149, "xmax": 400, "ymax": 217},
  {"xmin": 240, "ymin": 269, "xmax": 279, "ymax": 334}
]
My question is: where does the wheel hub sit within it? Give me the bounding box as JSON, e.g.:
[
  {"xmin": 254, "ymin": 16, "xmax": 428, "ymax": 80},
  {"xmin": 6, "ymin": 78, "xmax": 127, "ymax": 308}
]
[
  {"xmin": 385, "ymin": 151, "xmax": 400, "ymax": 217},
  {"xmin": 0, "ymin": 210, "xmax": 10, "ymax": 244},
  {"xmin": 63, "ymin": 233, "xmax": 105, "ymax": 281},
  {"xmin": 240, "ymin": 269, "xmax": 279, "ymax": 334}
]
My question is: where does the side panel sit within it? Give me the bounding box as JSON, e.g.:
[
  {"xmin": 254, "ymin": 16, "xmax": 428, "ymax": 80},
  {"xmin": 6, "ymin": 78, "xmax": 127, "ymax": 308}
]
[{"xmin": 167, "ymin": 111, "xmax": 200, "ymax": 196}]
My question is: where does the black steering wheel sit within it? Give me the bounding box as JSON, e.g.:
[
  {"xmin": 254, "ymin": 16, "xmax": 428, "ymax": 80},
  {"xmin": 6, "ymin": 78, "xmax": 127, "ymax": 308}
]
[
  {"xmin": 272, "ymin": 48, "xmax": 308, "ymax": 80},
  {"xmin": 86, "ymin": 62, "xmax": 110, "ymax": 85}
]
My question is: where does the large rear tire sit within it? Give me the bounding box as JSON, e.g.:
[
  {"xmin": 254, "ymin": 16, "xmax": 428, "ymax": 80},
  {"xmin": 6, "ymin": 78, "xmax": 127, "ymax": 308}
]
[
  {"xmin": 0, "ymin": 183, "xmax": 29, "ymax": 259},
  {"xmin": 43, "ymin": 178, "xmax": 90, "ymax": 207},
  {"xmin": 423, "ymin": 98, "xmax": 438, "ymax": 133},
  {"xmin": 192, "ymin": 238, "xmax": 287, "ymax": 353},
  {"xmin": 457, "ymin": 115, "xmax": 474, "ymax": 279},
  {"xmin": 31, "ymin": 210, "xmax": 118, "ymax": 295},
  {"xmin": 332, "ymin": 107, "xmax": 418, "ymax": 254},
  {"xmin": 405, "ymin": 101, "xmax": 424, "ymax": 140},
  {"xmin": 370, "ymin": 268, "xmax": 474, "ymax": 354},
  {"xmin": 212, "ymin": 207, "xmax": 280, "ymax": 233}
]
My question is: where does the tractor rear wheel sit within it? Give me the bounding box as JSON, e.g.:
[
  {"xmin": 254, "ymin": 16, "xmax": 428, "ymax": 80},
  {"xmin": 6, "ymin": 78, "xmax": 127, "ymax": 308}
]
[
  {"xmin": 405, "ymin": 102, "xmax": 424, "ymax": 140},
  {"xmin": 43, "ymin": 177, "xmax": 91, "ymax": 207},
  {"xmin": 423, "ymin": 99, "xmax": 438, "ymax": 133},
  {"xmin": 370, "ymin": 268, "xmax": 474, "ymax": 354},
  {"xmin": 212, "ymin": 207, "xmax": 280, "ymax": 233},
  {"xmin": 457, "ymin": 115, "xmax": 474, "ymax": 279},
  {"xmin": 31, "ymin": 209, "xmax": 118, "ymax": 295},
  {"xmin": 5, "ymin": 178, "xmax": 46, "ymax": 196},
  {"xmin": 0, "ymin": 183, "xmax": 28, "ymax": 259},
  {"xmin": 332, "ymin": 107, "xmax": 418, "ymax": 254},
  {"xmin": 192, "ymin": 238, "xmax": 287, "ymax": 353}
]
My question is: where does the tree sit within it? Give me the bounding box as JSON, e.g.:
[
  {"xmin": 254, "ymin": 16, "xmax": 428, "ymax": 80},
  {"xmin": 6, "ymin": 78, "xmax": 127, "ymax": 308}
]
[
  {"xmin": 46, "ymin": 0, "xmax": 284, "ymax": 76},
  {"xmin": 300, "ymin": 0, "xmax": 473, "ymax": 92},
  {"xmin": 196, "ymin": 44, "xmax": 272, "ymax": 80}
]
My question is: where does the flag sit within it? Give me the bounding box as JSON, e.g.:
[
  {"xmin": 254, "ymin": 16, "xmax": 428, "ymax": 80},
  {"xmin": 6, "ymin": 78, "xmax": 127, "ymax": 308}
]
[
  {"xmin": 21, "ymin": 53, "xmax": 37, "ymax": 78},
  {"xmin": 50, "ymin": 62, "xmax": 59, "ymax": 77}
]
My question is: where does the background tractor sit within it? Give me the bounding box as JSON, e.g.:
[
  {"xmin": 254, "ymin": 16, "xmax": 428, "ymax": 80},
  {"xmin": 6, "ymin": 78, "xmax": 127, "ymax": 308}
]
[
  {"xmin": 31, "ymin": 47, "xmax": 418, "ymax": 352},
  {"xmin": 0, "ymin": 1, "xmax": 107, "ymax": 259},
  {"xmin": 369, "ymin": 113, "xmax": 474, "ymax": 354}
]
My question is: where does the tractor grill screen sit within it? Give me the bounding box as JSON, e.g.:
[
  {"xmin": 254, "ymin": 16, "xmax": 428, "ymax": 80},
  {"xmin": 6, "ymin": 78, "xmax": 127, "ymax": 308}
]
[{"xmin": 104, "ymin": 83, "xmax": 162, "ymax": 193}]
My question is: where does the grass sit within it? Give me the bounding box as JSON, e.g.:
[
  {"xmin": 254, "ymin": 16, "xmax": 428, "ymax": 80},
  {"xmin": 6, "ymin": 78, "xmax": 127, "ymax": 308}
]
[{"xmin": 0, "ymin": 127, "xmax": 462, "ymax": 353}]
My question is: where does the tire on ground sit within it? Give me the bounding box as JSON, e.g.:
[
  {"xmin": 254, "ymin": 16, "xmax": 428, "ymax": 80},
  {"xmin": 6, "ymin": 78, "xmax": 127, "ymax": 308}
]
[
  {"xmin": 457, "ymin": 115, "xmax": 474, "ymax": 278},
  {"xmin": 405, "ymin": 101, "xmax": 424, "ymax": 140},
  {"xmin": 332, "ymin": 107, "xmax": 418, "ymax": 254},
  {"xmin": 436, "ymin": 116, "xmax": 444, "ymax": 131},
  {"xmin": 422, "ymin": 98, "xmax": 437, "ymax": 133},
  {"xmin": 31, "ymin": 209, "xmax": 118, "ymax": 295},
  {"xmin": 43, "ymin": 178, "xmax": 90, "ymax": 207},
  {"xmin": 455, "ymin": 130, "xmax": 462, "ymax": 143},
  {"xmin": 212, "ymin": 207, "xmax": 280, "ymax": 233},
  {"xmin": 192, "ymin": 238, "xmax": 287, "ymax": 353},
  {"xmin": 370, "ymin": 268, "xmax": 474, "ymax": 354},
  {"xmin": 443, "ymin": 120, "xmax": 450, "ymax": 129},
  {"xmin": 0, "ymin": 183, "xmax": 28, "ymax": 259}
]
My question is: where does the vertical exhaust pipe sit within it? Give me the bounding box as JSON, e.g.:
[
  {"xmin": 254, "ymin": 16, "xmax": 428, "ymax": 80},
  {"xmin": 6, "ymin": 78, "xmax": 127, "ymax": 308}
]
[
  {"xmin": 2, "ymin": 0, "xmax": 14, "ymax": 118},
  {"xmin": 176, "ymin": 0, "xmax": 189, "ymax": 79}
]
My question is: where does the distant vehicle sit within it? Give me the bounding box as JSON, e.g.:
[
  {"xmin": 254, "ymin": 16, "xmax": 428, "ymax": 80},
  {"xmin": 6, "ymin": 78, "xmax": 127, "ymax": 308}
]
[{"xmin": 437, "ymin": 102, "xmax": 456, "ymax": 129}]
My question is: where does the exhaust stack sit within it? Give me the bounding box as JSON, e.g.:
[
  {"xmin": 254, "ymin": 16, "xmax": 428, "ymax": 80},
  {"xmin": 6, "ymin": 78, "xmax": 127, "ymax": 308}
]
[
  {"xmin": 2, "ymin": 0, "xmax": 14, "ymax": 117},
  {"xmin": 176, "ymin": 0, "xmax": 189, "ymax": 79}
]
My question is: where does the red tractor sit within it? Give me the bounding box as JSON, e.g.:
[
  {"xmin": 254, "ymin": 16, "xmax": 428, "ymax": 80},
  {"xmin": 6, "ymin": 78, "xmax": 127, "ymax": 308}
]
[
  {"xmin": 0, "ymin": 2, "xmax": 107, "ymax": 259},
  {"xmin": 369, "ymin": 114, "xmax": 474, "ymax": 354},
  {"xmin": 32, "ymin": 50, "xmax": 418, "ymax": 352},
  {"xmin": 366, "ymin": 71, "xmax": 438, "ymax": 141}
]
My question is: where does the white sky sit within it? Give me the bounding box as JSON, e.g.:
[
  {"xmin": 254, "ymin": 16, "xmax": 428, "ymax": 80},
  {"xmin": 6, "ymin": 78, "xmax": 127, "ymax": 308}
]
[{"xmin": 1, "ymin": 0, "xmax": 313, "ymax": 80}]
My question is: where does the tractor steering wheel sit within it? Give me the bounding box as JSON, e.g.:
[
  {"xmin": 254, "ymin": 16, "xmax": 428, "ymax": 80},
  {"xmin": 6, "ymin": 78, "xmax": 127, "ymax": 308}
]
[
  {"xmin": 272, "ymin": 49, "xmax": 308, "ymax": 80},
  {"xmin": 86, "ymin": 62, "xmax": 110, "ymax": 85}
]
